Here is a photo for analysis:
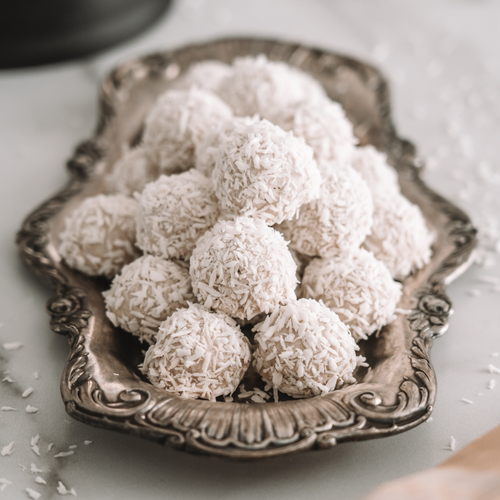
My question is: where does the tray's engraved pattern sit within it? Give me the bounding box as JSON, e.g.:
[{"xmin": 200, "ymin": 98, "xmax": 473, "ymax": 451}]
[{"xmin": 16, "ymin": 38, "xmax": 477, "ymax": 459}]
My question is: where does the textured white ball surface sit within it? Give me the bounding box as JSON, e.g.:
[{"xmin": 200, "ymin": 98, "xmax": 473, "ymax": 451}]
[
  {"xmin": 58, "ymin": 194, "xmax": 139, "ymax": 278},
  {"xmin": 190, "ymin": 217, "xmax": 297, "ymax": 320},
  {"xmin": 174, "ymin": 60, "xmax": 233, "ymax": 94},
  {"xmin": 300, "ymin": 248, "xmax": 402, "ymax": 340},
  {"xmin": 272, "ymin": 99, "xmax": 357, "ymax": 165},
  {"xmin": 218, "ymin": 54, "xmax": 327, "ymax": 120},
  {"xmin": 136, "ymin": 170, "xmax": 220, "ymax": 260},
  {"xmin": 141, "ymin": 303, "xmax": 251, "ymax": 400},
  {"xmin": 363, "ymin": 192, "xmax": 434, "ymax": 280},
  {"xmin": 277, "ymin": 163, "xmax": 373, "ymax": 257},
  {"xmin": 142, "ymin": 87, "xmax": 233, "ymax": 175},
  {"xmin": 253, "ymin": 298, "xmax": 360, "ymax": 398},
  {"xmin": 213, "ymin": 118, "xmax": 321, "ymax": 224},
  {"xmin": 350, "ymin": 145, "xmax": 400, "ymax": 196},
  {"xmin": 106, "ymin": 146, "xmax": 159, "ymax": 196},
  {"xmin": 103, "ymin": 255, "xmax": 195, "ymax": 344}
]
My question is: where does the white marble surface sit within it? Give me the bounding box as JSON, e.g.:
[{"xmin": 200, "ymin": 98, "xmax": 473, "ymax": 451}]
[{"xmin": 1, "ymin": 0, "xmax": 500, "ymax": 498}]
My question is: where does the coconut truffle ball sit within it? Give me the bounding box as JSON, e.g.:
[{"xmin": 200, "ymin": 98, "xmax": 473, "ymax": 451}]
[
  {"xmin": 141, "ymin": 303, "xmax": 251, "ymax": 400},
  {"xmin": 276, "ymin": 163, "xmax": 373, "ymax": 257},
  {"xmin": 218, "ymin": 54, "xmax": 327, "ymax": 120},
  {"xmin": 253, "ymin": 299, "xmax": 360, "ymax": 398},
  {"xmin": 103, "ymin": 255, "xmax": 195, "ymax": 344},
  {"xmin": 213, "ymin": 118, "xmax": 321, "ymax": 224},
  {"xmin": 363, "ymin": 192, "xmax": 434, "ymax": 280},
  {"xmin": 136, "ymin": 170, "xmax": 220, "ymax": 260},
  {"xmin": 106, "ymin": 146, "xmax": 159, "ymax": 196},
  {"xmin": 350, "ymin": 145, "xmax": 400, "ymax": 197},
  {"xmin": 190, "ymin": 217, "xmax": 297, "ymax": 320},
  {"xmin": 142, "ymin": 87, "xmax": 233, "ymax": 175},
  {"xmin": 174, "ymin": 60, "xmax": 233, "ymax": 94},
  {"xmin": 58, "ymin": 194, "xmax": 140, "ymax": 278},
  {"xmin": 300, "ymin": 248, "xmax": 402, "ymax": 340},
  {"xmin": 271, "ymin": 99, "xmax": 357, "ymax": 165}
]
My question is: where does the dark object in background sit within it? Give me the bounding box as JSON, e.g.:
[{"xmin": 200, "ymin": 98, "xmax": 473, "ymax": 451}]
[{"xmin": 0, "ymin": 0, "xmax": 172, "ymax": 69}]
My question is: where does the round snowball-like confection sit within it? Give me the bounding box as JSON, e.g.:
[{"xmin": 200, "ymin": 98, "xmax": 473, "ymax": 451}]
[
  {"xmin": 58, "ymin": 194, "xmax": 139, "ymax": 278},
  {"xmin": 271, "ymin": 99, "xmax": 357, "ymax": 165},
  {"xmin": 142, "ymin": 87, "xmax": 233, "ymax": 175},
  {"xmin": 253, "ymin": 298, "xmax": 360, "ymax": 398},
  {"xmin": 363, "ymin": 192, "xmax": 434, "ymax": 280},
  {"xmin": 350, "ymin": 145, "xmax": 400, "ymax": 197},
  {"xmin": 300, "ymin": 248, "xmax": 402, "ymax": 341},
  {"xmin": 190, "ymin": 217, "xmax": 297, "ymax": 320},
  {"xmin": 277, "ymin": 163, "xmax": 373, "ymax": 257},
  {"xmin": 213, "ymin": 118, "xmax": 321, "ymax": 224},
  {"xmin": 218, "ymin": 54, "xmax": 327, "ymax": 120},
  {"xmin": 174, "ymin": 60, "xmax": 233, "ymax": 93},
  {"xmin": 106, "ymin": 146, "xmax": 159, "ymax": 196},
  {"xmin": 103, "ymin": 255, "xmax": 195, "ymax": 344},
  {"xmin": 141, "ymin": 303, "xmax": 251, "ymax": 400},
  {"xmin": 136, "ymin": 170, "xmax": 220, "ymax": 260}
]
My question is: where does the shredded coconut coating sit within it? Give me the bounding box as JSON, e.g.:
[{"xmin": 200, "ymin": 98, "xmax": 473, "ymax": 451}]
[
  {"xmin": 142, "ymin": 87, "xmax": 233, "ymax": 175},
  {"xmin": 276, "ymin": 163, "xmax": 373, "ymax": 257},
  {"xmin": 218, "ymin": 54, "xmax": 327, "ymax": 120},
  {"xmin": 103, "ymin": 255, "xmax": 195, "ymax": 344},
  {"xmin": 58, "ymin": 194, "xmax": 140, "ymax": 278},
  {"xmin": 190, "ymin": 217, "xmax": 297, "ymax": 320},
  {"xmin": 106, "ymin": 146, "xmax": 159, "ymax": 196},
  {"xmin": 350, "ymin": 145, "xmax": 400, "ymax": 196},
  {"xmin": 253, "ymin": 298, "xmax": 360, "ymax": 398},
  {"xmin": 363, "ymin": 192, "xmax": 434, "ymax": 280},
  {"xmin": 300, "ymin": 248, "xmax": 402, "ymax": 340},
  {"xmin": 136, "ymin": 171, "xmax": 220, "ymax": 260},
  {"xmin": 213, "ymin": 118, "xmax": 321, "ymax": 224},
  {"xmin": 174, "ymin": 60, "xmax": 233, "ymax": 94},
  {"xmin": 271, "ymin": 99, "xmax": 357, "ymax": 165},
  {"xmin": 195, "ymin": 116, "xmax": 258, "ymax": 178},
  {"xmin": 142, "ymin": 303, "xmax": 251, "ymax": 400}
]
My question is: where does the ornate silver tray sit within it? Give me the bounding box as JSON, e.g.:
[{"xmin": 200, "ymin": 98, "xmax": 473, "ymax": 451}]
[{"xmin": 17, "ymin": 38, "xmax": 477, "ymax": 459}]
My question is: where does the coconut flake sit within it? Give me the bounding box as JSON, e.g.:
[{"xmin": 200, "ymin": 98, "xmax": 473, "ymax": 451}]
[
  {"xmin": 26, "ymin": 488, "xmax": 41, "ymax": 499},
  {"xmin": 25, "ymin": 406, "xmax": 38, "ymax": 414},
  {"xmin": 22, "ymin": 387, "xmax": 34, "ymax": 398},
  {"xmin": 53, "ymin": 451, "xmax": 74, "ymax": 458},
  {"xmin": 1, "ymin": 442, "xmax": 15, "ymax": 456},
  {"xmin": 3, "ymin": 342, "xmax": 23, "ymax": 350}
]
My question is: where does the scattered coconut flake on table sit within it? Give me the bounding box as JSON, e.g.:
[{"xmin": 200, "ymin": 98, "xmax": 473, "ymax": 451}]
[
  {"xmin": 54, "ymin": 451, "xmax": 74, "ymax": 458},
  {"xmin": 35, "ymin": 477, "xmax": 46, "ymax": 485},
  {"xmin": 461, "ymin": 398, "xmax": 473, "ymax": 404},
  {"xmin": 445, "ymin": 436, "xmax": 456, "ymax": 451},
  {"xmin": 18, "ymin": 464, "xmax": 26, "ymax": 471},
  {"xmin": 488, "ymin": 364, "xmax": 500, "ymax": 374},
  {"xmin": 26, "ymin": 488, "xmax": 41, "ymax": 499},
  {"xmin": 68, "ymin": 445, "xmax": 77, "ymax": 449},
  {"xmin": 57, "ymin": 481, "xmax": 77, "ymax": 496},
  {"xmin": 33, "ymin": 372, "xmax": 39, "ymax": 380},
  {"xmin": 0, "ymin": 478, "xmax": 13, "ymax": 492},
  {"xmin": 22, "ymin": 387, "xmax": 34, "ymax": 398},
  {"xmin": 30, "ymin": 435, "xmax": 40, "ymax": 456},
  {"xmin": 1, "ymin": 442, "xmax": 15, "ymax": 456},
  {"xmin": 3, "ymin": 342, "xmax": 23, "ymax": 350},
  {"xmin": 30, "ymin": 463, "xmax": 43, "ymax": 473},
  {"xmin": 488, "ymin": 379, "xmax": 496, "ymax": 389},
  {"xmin": 2, "ymin": 376, "xmax": 15, "ymax": 383},
  {"xmin": 83, "ymin": 441, "xmax": 92, "ymax": 446},
  {"xmin": 47, "ymin": 443, "xmax": 54, "ymax": 451},
  {"xmin": 25, "ymin": 405, "xmax": 38, "ymax": 413},
  {"xmin": 1, "ymin": 407, "xmax": 17, "ymax": 411}
]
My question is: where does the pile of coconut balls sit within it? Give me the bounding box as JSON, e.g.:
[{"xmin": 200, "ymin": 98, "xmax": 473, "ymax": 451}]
[{"xmin": 58, "ymin": 55, "xmax": 434, "ymax": 402}]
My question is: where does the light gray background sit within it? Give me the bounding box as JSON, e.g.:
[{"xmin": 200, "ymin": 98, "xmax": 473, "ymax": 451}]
[{"xmin": 1, "ymin": 1, "xmax": 500, "ymax": 498}]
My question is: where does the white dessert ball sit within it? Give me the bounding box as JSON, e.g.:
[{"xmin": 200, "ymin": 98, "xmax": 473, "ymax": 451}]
[
  {"xmin": 141, "ymin": 303, "xmax": 251, "ymax": 400},
  {"xmin": 142, "ymin": 87, "xmax": 233, "ymax": 175},
  {"xmin": 218, "ymin": 54, "xmax": 327, "ymax": 120},
  {"xmin": 103, "ymin": 255, "xmax": 195, "ymax": 344},
  {"xmin": 350, "ymin": 145, "xmax": 400, "ymax": 197},
  {"xmin": 276, "ymin": 163, "xmax": 373, "ymax": 257},
  {"xmin": 300, "ymin": 248, "xmax": 402, "ymax": 341},
  {"xmin": 136, "ymin": 170, "xmax": 220, "ymax": 260},
  {"xmin": 271, "ymin": 99, "xmax": 357, "ymax": 165},
  {"xmin": 253, "ymin": 298, "xmax": 360, "ymax": 398},
  {"xmin": 58, "ymin": 194, "xmax": 139, "ymax": 278},
  {"xmin": 106, "ymin": 146, "xmax": 159, "ymax": 196},
  {"xmin": 363, "ymin": 192, "xmax": 434, "ymax": 280},
  {"xmin": 190, "ymin": 217, "xmax": 297, "ymax": 320},
  {"xmin": 213, "ymin": 118, "xmax": 321, "ymax": 225},
  {"xmin": 174, "ymin": 60, "xmax": 233, "ymax": 94}
]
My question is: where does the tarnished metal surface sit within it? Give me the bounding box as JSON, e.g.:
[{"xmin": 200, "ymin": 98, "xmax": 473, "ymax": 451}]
[{"xmin": 16, "ymin": 38, "xmax": 477, "ymax": 459}]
